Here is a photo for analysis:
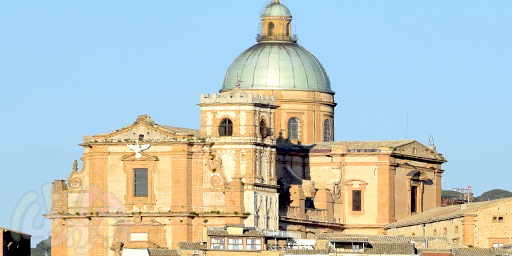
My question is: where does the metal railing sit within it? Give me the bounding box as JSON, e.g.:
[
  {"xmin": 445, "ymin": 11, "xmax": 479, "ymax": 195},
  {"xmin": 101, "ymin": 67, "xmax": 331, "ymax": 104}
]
[
  {"xmin": 261, "ymin": 229, "xmax": 298, "ymax": 239},
  {"xmin": 256, "ymin": 33, "xmax": 298, "ymax": 42}
]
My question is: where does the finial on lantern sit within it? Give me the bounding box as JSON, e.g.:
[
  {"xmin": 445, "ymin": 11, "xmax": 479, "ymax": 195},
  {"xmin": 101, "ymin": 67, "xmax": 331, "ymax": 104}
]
[
  {"xmin": 72, "ymin": 160, "xmax": 78, "ymax": 172},
  {"xmin": 274, "ymin": 0, "xmax": 280, "ymax": 3}
]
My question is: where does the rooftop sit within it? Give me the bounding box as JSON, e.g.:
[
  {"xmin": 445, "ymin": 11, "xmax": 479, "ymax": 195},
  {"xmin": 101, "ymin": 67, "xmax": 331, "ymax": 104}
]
[
  {"xmin": 316, "ymin": 233, "xmax": 450, "ymax": 244},
  {"xmin": 0, "ymin": 227, "xmax": 32, "ymax": 237},
  {"xmin": 312, "ymin": 140, "xmax": 416, "ymax": 150},
  {"xmin": 385, "ymin": 198, "xmax": 512, "ymax": 229},
  {"xmin": 148, "ymin": 248, "xmax": 179, "ymax": 256}
]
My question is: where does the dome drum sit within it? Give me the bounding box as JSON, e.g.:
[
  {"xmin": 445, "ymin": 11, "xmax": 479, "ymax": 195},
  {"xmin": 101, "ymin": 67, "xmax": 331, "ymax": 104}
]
[{"xmin": 221, "ymin": 0, "xmax": 335, "ymax": 145}]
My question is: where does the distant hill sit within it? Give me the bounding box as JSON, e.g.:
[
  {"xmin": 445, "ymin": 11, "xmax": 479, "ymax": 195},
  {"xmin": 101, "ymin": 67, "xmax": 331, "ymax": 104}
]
[
  {"xmin": 442, "ymin": 189, "xmax": 512, "ymax": 203},
  {"xmin": 475, "ymin": 189, "xmax": 512, "ymax": 202}
]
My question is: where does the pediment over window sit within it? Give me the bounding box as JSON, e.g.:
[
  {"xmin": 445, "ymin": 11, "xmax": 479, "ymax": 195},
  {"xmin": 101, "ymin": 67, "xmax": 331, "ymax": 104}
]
[
  {"xmin": 113, "ymin": 218, "xmax": 164, "ymax": 227},
  {"xmin": 406, "ymin": 170, "xmax": 429, "ymax": 180},
  {"xmin": 344, "ymin": 179, "xmax": 368, "ymax": 188},
  {"xmin": 121, "ymin": 153, "xmax": 158, "ymax": 162}
]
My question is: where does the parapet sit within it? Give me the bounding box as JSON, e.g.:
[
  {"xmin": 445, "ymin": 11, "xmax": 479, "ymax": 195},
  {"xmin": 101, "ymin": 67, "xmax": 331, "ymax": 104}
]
[{"xmin": 200, "ymin": 87, "xmax": 276, "ymax": 106}]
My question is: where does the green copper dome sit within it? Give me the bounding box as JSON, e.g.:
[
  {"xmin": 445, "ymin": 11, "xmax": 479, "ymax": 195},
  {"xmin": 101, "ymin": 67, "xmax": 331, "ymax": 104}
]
[
  {"xmin": 262, "ymin": 3, "xmax": 292, "ymax": 17},
  {"xmin": 222, "ymin": 42, "xmax": 333, "ymax": 93}
]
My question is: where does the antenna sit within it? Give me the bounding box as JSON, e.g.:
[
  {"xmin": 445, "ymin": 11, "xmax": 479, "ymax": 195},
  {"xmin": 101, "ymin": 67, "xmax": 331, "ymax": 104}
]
[{"xmin": 428, "ymin": 135, "xmax": 436, "ymax": 150}]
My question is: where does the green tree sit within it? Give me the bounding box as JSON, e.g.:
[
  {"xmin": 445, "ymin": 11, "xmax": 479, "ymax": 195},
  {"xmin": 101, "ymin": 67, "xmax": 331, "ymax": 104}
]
[{"xmin": 31, "ymin": 237, "xmax": 51, "ymax": 256}]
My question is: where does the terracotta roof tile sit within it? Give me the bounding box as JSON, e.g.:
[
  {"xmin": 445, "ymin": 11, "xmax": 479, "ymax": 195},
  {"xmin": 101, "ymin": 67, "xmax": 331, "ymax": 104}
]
[
  {"xmin": 452, "ymin": 248, "xmax": 510, "ymax": 256},
  {"xmin": 148, "ymin": 248, "xmax": 180, "ymax": 256},
  {"xmin": 365, "ymin": 242, "xmax": 416, "ymax": 254},
  {"xmin": 178, "ymin": 242, "xmax": 207, "ymax": 250},
  {"xmin": 385, "ymin": 198, "xmax": 512, "ymax": 229},
  {"xmin": 312, "ymin": 140, "xmax": 415, "ymax": 150}
]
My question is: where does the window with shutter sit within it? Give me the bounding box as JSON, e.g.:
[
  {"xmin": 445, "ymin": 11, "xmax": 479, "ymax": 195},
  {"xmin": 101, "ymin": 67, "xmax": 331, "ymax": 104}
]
[
  {"xmin": 323, "ymin": 119, "xmax": 331, "ymax": 142},
  {"xmin": 352, "ymin": 190, "xmax": 362, "ymax": 212},
  {"xmin": 288, "ymin": 117, "xmax": 300, "ymax": 140},
  {"xmin": 134, "ymin": 168, "xmax": 148, "ymax": 197}
]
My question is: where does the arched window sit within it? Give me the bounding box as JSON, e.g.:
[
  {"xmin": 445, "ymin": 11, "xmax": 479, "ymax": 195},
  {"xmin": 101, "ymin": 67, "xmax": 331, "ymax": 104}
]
[
  {"xmin": 260, "ymin": 119, "xmax": 269, "ymax": 138},
  {"xmin": 323, "ymin": 119, "xmax": 331, "ymax": 142},
  {"xmin": 138, "ymin": 134, "xmax": 145, "ymax": 141},
  {"xmin": 219, "ymin": 118, "xmax": 233, "ymax": 136},
  {"xmin": 287, "ymin": 117, "xmax": 300, "ymax": 140},
  {"xmin": 268, "ymin": 22, "xmax": 275, "ymax": 36},
  {"xmin": 286, "ymin": 23, "xmax": 290, "ymax": 36}
]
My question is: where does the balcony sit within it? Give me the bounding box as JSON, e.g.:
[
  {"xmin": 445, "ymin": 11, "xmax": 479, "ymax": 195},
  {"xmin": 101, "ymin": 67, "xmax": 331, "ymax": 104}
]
[
  {"xmin": 305, "ymin": 208, "xmax": 329, "ymax": 222},
  {"xmin": 281, "ymin": 207, "xmax": 330, "ymax": 222},
  {"xmin": 256, "ymin": 33, "xmax": 298, "ymax": 43}
]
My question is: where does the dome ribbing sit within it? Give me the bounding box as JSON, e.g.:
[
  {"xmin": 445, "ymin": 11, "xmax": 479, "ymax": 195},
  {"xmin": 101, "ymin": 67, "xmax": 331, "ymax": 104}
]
[{"xmin": 222, "ymin": 42, "xmax": 332, "ymax": 93}]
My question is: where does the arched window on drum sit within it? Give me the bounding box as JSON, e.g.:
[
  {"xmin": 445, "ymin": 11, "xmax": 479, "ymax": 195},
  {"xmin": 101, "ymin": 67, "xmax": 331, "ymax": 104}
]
[
  {"xmin": 323, "ymin": 119, "xmax": 332, "ymax": 142},
  {"xmin": 268, "ymin": 22, "xmax": 275, "ymax": 36},
  {"xmin": 287, "ymin": 117, "xmax": 300, "ymax": 141},
  {"xmin": 260, "ymin": 119, "xmax": 269, "ymax": 138},
  {"xmin": 219, "ymin": 118, "xmax": 233, "ymax": 137}
]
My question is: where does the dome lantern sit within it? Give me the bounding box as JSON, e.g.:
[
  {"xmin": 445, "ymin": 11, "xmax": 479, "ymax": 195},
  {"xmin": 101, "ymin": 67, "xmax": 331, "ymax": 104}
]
[
  {"xmin": 222, "ymin": 0, "xmax": 333, "ymax": 94},
  {"xmin": 258, "ymin": 0, "xmax": 295, "ymax": 43}
]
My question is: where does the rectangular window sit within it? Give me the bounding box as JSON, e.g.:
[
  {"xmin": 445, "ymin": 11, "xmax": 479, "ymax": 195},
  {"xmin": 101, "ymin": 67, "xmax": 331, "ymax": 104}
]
[
  {"xmin": 352, "ymin": 190, "xmax": 362, "ymax": 212},
  {"xmin": 246, "ymin": 238, "xmax": 262, "ymax": 251},
  {"xmin": 411, "ymin": 186, "xmax": 418, "ymax": 213},
  {"xmin": 134, "ymin": 168, "xmax": 148, "ymax": 197},
  {"xmin": 210, "ymin": 238, "xmax": 225, "ymax": 250},
  {"xmin": 227, "ymin": 238, "xmax": 243, "ymax": 250},
  {"xmin": 493, "ymin": 216, "xmax": 505, "ymax": 223}
]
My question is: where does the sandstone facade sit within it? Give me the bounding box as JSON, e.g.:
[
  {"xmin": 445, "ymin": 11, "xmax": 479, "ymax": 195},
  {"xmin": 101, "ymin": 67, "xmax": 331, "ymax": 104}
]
[
  {"xmin": 385, "ymin": 198, "xmax": 512, "ymax": 248},
  {"xmin": 45, "ymin": 1, "xmax": 448, "ymax": 255}
]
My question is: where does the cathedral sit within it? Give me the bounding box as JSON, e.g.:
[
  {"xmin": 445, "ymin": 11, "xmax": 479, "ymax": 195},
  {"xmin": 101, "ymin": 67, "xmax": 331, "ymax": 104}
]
[{"xmin": 47, "ymin": 1, "xmax": 447, "ymax": 255}]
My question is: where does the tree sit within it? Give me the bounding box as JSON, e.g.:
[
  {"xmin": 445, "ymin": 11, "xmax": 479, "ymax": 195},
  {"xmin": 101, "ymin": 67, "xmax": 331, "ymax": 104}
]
[
  {"xmin": 475, "ymin": 189, "xmax": 512, "ymax": 202},
  {"xmin": 31, "ymin": 237, "xmax": 51, "ymax": 256}
]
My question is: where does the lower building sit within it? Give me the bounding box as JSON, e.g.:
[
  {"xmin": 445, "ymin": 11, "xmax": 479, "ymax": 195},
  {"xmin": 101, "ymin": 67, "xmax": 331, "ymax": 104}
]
[
  {"xmin": 105, "ymin": 231, "xmax": 512, "ymax": 256},
  {"xmin": 0, "ymin": 228, "xmax": 31, "ymax": 256},
  {"xmin": 385, "ymin": 198, "xmax": 512, "ymax": 248}
]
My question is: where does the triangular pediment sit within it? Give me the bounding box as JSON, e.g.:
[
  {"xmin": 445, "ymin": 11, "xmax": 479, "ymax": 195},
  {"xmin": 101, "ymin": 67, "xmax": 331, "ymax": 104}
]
[
  {"xmin": 393, "ymin": 140, "xmax": 446, "ymax": 162},
  {"xmin": 83, "ymin": 115, "xmax": 200, "ymax": 144}
]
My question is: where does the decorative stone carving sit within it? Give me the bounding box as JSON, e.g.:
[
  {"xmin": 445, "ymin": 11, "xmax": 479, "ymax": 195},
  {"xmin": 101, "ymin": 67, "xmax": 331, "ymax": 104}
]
[
  {"xmin": 127, "ymin": 141, "xmax": 151, "ymax": 159},
  {"xmin": 333, "ymin": 176, "xmax": 342, "ymax": 200},
  {"xmin": 134, "ymin": 114, "xmax": 155, "ymax": 126},
  {"xmin": 210, "ymin": 175, "xmax": 223, "ymax": 188},
  {"xmin": 68, "ymin": 160, "xmax": 82, "ymax": 190},
  {"xmin": 218, "ymin": 150, "xmax": 236, "ymax": 183}
]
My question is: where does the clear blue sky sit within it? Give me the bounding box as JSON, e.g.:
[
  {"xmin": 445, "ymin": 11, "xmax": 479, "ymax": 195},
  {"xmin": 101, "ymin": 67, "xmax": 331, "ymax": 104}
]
[{"xmin": 1, "ymin": 0, "xmax": 511, "ymax": 245}]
